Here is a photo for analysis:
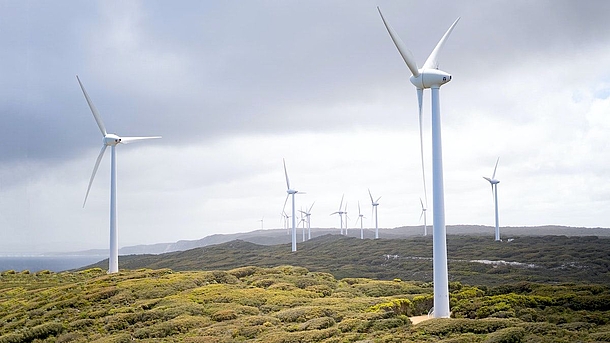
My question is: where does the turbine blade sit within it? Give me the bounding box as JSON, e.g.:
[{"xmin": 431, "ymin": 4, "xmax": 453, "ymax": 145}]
[
  {"xmin": 358, "ymin": 201, "xmax": 361, "ymax": 216},
  {"xmin": 283, "ymin": 158, "xmax": 290, "ymax": 190},
  {"xmin": 377, "ymin": 7, "xmax": 420, "ymax": 77},
  {"xmin": 368, "ymin": 189, "xmax": 374, "ymax": 204},
  {"xmin": 76, "ymin": 75, "xmax": 107, "ymax": 136},
  {"xmin": 120, "ymin": 136, "xmax": 162, "ymax": 144},
  {"xmin": 419, "ymin": 209, "xmax": 424, "ymax": 221},
  {"xmin": 492, "ymin": 157, "xmax": 500, "ymax": 179},
  {"xmin": 297, "ymin": 191, "xmax": 306, "ymax": 195},
  {"xmin": 417, "ymin": 88, "xmax": 428, "ymax": 208},
  {"xmin": 422, "ymin": 17, "xmax": 460, "ymax": 70},
  {"xmin": 339, "ymin": 194, "xmax": 344, "ymax": 211},
  {"xmin": 376, "ymin": 196, "xmax": 382, "ymax": 203},
  {"xmin": 83, "ymin": 145, "xmax": 107, "ymax": 207},
  {"xmin": 483, "ymin": 176, "xmax": 492, "ymax": 183},
  {"xmin": 282, "ymin": 194, "xmax": 289, "ymax": 214},
  {"xmin": 308, "ymin": 201, "xmax": 315, "ymax": 213}
]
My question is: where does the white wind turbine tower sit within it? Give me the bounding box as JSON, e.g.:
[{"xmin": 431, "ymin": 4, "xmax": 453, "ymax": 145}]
[
  {"xmin": 330, "ymin": 194, "xmax": 345, "ymax": 235},
  {"xmin": 299, "ymin": 202, "xmax": 315, "ymax": 240},
  {"xmin": 368, "ymin": 189, "xmax": 381, "ymax": 239},
  {"xmin": 280, "ymin": 211, "xmax": 290, "ymax": 235},
  {"xmin": 344, "ymin": 203, "xmax": 349, "ymax": 236},
  {"xmin": 483, "ymin": 157, "xmax": 501, "ymax": 241},
  {"xmin": 356, "ymin": 201, "xmax": 366, "ymax": 239},
  {"xmin": 378, "ymin": 8, "xmax": 460, "ymax": 319},
  {"xmin": 420, "ymin": 198, "xmax": 428, "ymax": 236},
  {"xmin": 77, "ymin": 76, "xmax": 161, "ymax": 274},
  {"xmin": 282, "ymin": 159, "xmax": 304, "ymax": 252}
]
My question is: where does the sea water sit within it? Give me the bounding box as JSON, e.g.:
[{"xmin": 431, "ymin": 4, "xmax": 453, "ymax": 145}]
[{"xmin": 0, "ymin": 255, "xmax": 105, "ymax": 273}]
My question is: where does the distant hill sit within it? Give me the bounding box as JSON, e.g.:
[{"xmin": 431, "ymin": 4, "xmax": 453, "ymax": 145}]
[
  {"xmin": 63, "ymin": 225, "xmax": 610, "ymax": 256},
  {"xmin": 82, "ymin": 234, "xmax": 610, "ymax": 287}
]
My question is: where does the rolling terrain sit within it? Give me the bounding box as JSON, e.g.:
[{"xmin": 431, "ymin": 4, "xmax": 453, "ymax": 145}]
[{"xmin": 83, "ymin": 234, "xmax": 610, "ymax": 286}]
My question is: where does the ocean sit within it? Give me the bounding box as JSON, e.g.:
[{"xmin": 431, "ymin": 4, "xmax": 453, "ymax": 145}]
[{"xmin": 0, "ymin": 255, "xmax": 106, "ymax": 273}]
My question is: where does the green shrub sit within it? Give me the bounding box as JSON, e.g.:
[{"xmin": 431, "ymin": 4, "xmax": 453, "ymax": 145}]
[
  {"xmin": 369, "ymin": 316, "xmax": 410, "ymax": 331},
  {"xmin": 133, "ymin": 315, "xmax": 202, "ymax": 338},
  {"xmin": 438, "ymin": 333, "xmax": 483, "ymax": 343},
  {"xmin": 252, "ymin": 278, "xmax": 276, "ymax": 288},
  {"xmin": 417, "ymin": 318, "xmax": 513, "ymax": 337},
  {"xmin": 482, "ymin": 327, "xmax": 525, "ymax": 343},
  {"xmin": 338, "ymin": 318, "xmax": 367, "ymax": 333},
  {"xmin": 305, "ymin": 284, "xmax": 333, "ymax": 297},
  {"xmin": 590, "ymin": 331, "xmax": 610, "ymax": 341},
  {"xmin": 274, "ymin": 306, "xmax": 338, "ymax": 323},
  {"xmin": 412, "ymin": 294, "xmax": 434, "ymax": 315},
  {"xmin": 297, "ymin": 317, "xmax": 336, "ymax": 331},
  {"xmin": 369, "ymin": 298, "xmax": 414, "ymax": 317},
  {"xmin": 227, "ymin": 266, "xmax": 260, "ymax": 278},
  {"xmin": 56, "ymin": 332, "xmax": 84, "ymax": 343},
  {"xmin": 211, "ymin": 309, "xmax": 238, "ymax": 321}
]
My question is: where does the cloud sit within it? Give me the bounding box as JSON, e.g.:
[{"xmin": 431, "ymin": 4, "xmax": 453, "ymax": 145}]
[{"xmin": 1, "ymin": 1, "xmax": 609, "ymax": 253}]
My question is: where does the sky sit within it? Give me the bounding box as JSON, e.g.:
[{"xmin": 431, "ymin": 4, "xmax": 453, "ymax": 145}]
[{"xmin": 1, "ymin": 1, "xmax": 609, "ymax": 253}]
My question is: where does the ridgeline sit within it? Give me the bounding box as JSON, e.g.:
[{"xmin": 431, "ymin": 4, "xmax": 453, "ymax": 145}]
[{"xmin": 82, "ymin": 234, "xmax": 610, "ymax": 286}]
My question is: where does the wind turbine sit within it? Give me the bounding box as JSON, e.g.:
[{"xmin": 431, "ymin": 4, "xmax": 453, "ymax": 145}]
[
  {"xmin": 420, "ymin": 198, "xmax": 428, "ymax": 236},
  {"xmin": 280, "ymin": 211, "xmax": 290, "ymax": 235},
  {"xmin": 298, "ymin": 210, "xmax": 305, "ymax": 242},
  {"xmin": 299, "ymin": 202, "xmax": 315, "ymax": 240},
  {"xmin": 344, "ymin": 202, "xmax": 349, "ymax": 236},
  {"xmin": 483, "ymin": 157, "xmax": 501, "ymax": 241},
  {"xmin": 282, "ymin": 159, "xmax": 304, "ymax": 252},
  {"xmin": 378, "ymin": 8, "xmax": 460, "ymax": 319},
  {"xmin": 330, "ymin": 194, "xmax": 345, "ymax": 235},
  {"xmin": 368, "ymin": 189, "xmax": 381, "ymax": 239},
  {"xmin": 259, "ymin": 217, "xmax": 264, "ymax": 230},
  {"xmin": 356, "ymin": 201, "xmax": 366, "ymax": 239},
  {"xmin": 77, "ymin": 76, "xmax": 161, "ymax": 274}
]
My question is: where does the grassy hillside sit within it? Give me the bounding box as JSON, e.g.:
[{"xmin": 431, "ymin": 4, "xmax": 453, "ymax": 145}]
[
  {"xmin": 84, "ymin": 234, "xmax": 610, "ymax": 286},
  {"xmin": 2, "ymin": 266, "xmax": 610, "ymax": 342}
]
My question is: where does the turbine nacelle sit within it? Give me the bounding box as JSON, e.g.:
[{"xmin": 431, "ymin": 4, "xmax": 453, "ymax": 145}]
[
  {"xmin": 104, "ymin": 134, "xmax": 122, "ymax": 146},
  {"xmin": 287, "ymin": 189, "xmax": 298, "ymax": 195},
  {"xmin": 410, "ymin": 69, "xmax": 452, "ymax": 89}
]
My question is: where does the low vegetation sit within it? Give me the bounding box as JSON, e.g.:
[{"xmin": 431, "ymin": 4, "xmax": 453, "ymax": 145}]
[
  {"xmin": 85, "ymin": 234, "xmax": 610, "ymax": 286},
  {"xmin": 2, "ymin": 266, "xmax": 610, "ymax": 342}
]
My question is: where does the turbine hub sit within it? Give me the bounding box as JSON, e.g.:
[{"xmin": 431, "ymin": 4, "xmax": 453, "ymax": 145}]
[
  {"xmin": 410, "ymin": 69, "xmax": 452, "ymax": 89},
  {"xmin": 287, "ymin": 189, "xmax": 297, "ymax": 195},
  {"xmin": 104, "ymin": 134, "xmax": 122, "ymax": 146}
]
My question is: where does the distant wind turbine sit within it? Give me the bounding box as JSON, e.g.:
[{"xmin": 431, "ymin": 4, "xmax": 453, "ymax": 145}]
[
  {"xmin": 77, "ymin": 76, "xmax": 161, "ymax": 274},
  {"xmin": 282, "ymin": 159, "xmax": 304, "ymax": 252},
  {"xmin": 483, "ymin": 157, "xmax": 501, "ymax": 241},
  {"xmin": 299, "ymin": 202, "xmax": 315, "ymax": 240},
  {"xmin": 330, "ymin": 194, "xmax": 345, "ymax": 235},
  {"xmin": 378, "ymin": 7, "xmax": 460, "ymax": 318},
  {"xmin": 299, "ymin": 210, "xmax": 307, "ymax": 242},
  {"xmin": 356, "ymin": 201, "xmax": 366, "ymax": 239},
  {"xmin": 420, "ymin": 198, "xmax": 428, "ymax": 236},
  {"xmin": 280, "ymin": 211, "xmax": 290, "ymax": 235},
  {"xmin": 344, "ymin": 202, "xmax": 349, "ymax": 236},
  {"xmin": 368, "ymin": 189, "xmax": 381, "ymax": 239},
  {"xmin": 259, "ymin": 217, "xmax": 264, "ymax": 230}
]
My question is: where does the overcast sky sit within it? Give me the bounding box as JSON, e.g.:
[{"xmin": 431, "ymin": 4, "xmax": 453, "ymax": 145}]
[{"xmin": 1, "ymin": 1, "xmax": 609, "ymax": 253}]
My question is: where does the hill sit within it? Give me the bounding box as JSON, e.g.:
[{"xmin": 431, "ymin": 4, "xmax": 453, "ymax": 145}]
[
  {"xmin": 60, "ymin": 225, "xmax": 610, "ymax": 256},
  {"xmin": 2, "ymin": 267, "xmax": 610, "ymax": 342},
  {"xmin": 83, "ymin": 234, "xmax": 610, "ymax": 286}
]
